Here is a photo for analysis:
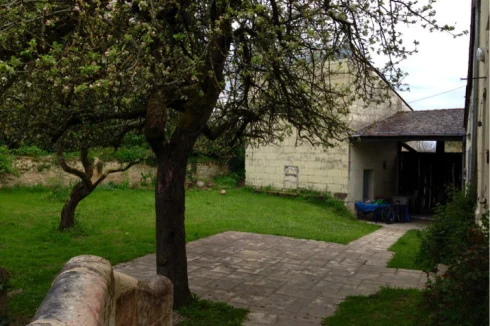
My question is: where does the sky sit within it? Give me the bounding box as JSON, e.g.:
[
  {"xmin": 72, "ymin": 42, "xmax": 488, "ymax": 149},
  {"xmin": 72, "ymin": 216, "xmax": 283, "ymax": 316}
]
[{"xmin": 376, "ymin": 1, "xmax": 471, "ymax": 111}]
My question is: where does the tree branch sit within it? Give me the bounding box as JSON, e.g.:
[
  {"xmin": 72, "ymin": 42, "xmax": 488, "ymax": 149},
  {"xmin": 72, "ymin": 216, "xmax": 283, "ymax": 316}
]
[
  {"xmin": 91, "ymin": 160, "xmax": 141, "ymax": 189},
  {"xmin": 47, "ymin": 109, "xmax": 147, "ymax": 143},
  {"xmin": 80, "ymin": 147, "xmax": 93, "ymax": 179},
  {"xmin": 56, "ymin": 145, "xmax": 90, "ymax": 184}
]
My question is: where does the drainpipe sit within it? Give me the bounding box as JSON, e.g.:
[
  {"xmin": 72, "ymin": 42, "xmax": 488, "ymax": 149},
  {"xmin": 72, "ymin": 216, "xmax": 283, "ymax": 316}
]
[
  {"xmin": 469, "ymin": 0, "xmax": 481, "ymax": 185},
  {"xmin": 462, "ymin": 135, "xmax": 466, "ymax": 187}
]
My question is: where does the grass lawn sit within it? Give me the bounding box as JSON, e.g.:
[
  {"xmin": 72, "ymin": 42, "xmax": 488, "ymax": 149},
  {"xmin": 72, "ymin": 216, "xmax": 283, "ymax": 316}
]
[
  {"xmin": 0, "ymin": 187, "xmax": 379, "ymax": 324},
  {"xmin": 323, "ymin": 288, "xmax": 429, "ymax": 326},
  {"xmin": 387, "ymin": 229, "xmax": 425, "ymax": 270},
  {"xmin": 177, "ymin": 297, "xmax": 248, "ymax": 326}
]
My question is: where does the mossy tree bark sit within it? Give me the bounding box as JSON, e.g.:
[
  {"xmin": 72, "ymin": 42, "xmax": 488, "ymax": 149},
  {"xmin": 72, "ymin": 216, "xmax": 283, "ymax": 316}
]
[
  {"xmin": 57, "ymin": 147, "xmax": 139, "ymax": 231},
  {"xmin": 59, "ymin": 182, "xmax": 92, "ymax": 230}
]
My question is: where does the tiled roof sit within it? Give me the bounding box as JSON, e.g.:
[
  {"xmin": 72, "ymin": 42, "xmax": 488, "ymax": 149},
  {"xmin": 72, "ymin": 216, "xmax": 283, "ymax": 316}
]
[{"xmin": 355, "ymin": 109, "xmax": 465, "ymax": 138}]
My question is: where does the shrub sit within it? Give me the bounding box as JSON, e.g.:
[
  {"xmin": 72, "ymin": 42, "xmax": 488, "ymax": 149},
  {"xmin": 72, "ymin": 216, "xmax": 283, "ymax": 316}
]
[
  {"xmin": 111, "ymin": 146, "xmax": 149, "ymax": 163},
  {"xmin": 61, "ymin": 151, "xmax": 82, "ymax": 160},
  {"xmin": 188, "ymin": 154, "xmax": 218, "ymax": 164},
  {"xmin": 92, "ymin": 146, "xmax": 150, "ymax": 164},
  {"xmin": 423, "ymin": 213, "xmax": 489, "ymax": 326},
  {"xmin": 228, "ymin": 144, "xmax": 245, "ymax": 181},
  {"xmin": 99, "ymin": 180, "xmax": 130, "ymax": 190},
  {"xmin": 0, "ymin": 146, "xmax": 16, "ymax": 176},
  {"xmin": 120, "ymin": 133, "xmax": 147, "ymax": 147},
  {"xmin": 36, "ymin": 163, "xmax": 52, "ymax": 173},
  {"xmin": 213, "ymin": 173, "xmax": 242, "ymax": 188},
  {"xmin": 417, "ymin": 186, "xmax": 476, "ymax": 269},
  {"xmin": 140, "ymin": 172, "xmax": 155, "ymax": 188},
  {"xmin": 418, "ymin": 186, "xmax": 488, "ymax": 325},
  {"xmin": 12, "ymin": 145, "xmax": 48, "ymax": 157}
]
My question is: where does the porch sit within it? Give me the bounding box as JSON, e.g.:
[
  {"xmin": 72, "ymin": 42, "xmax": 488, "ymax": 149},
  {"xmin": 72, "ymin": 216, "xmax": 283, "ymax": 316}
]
[{"xmin": 347, "ymin": 109, "xmax": 465, "ymax": 216}]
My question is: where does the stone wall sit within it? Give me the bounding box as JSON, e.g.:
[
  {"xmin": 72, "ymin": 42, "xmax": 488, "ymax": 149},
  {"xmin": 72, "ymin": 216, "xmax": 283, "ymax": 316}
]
[
  {"xmin": 28, "ymin": 255, "xmax": 172, "ymax": 326},
  {"xmin": 246, "ymin": 136, "xmax": 350, "ymax": 194},
  {"xmin": 464, "ymin": 0, "xmax": 490, "ymax": 220},
  {"xmin": 0, "ymin": 157, "xmax": 229, "ymax": 188},
  {"xmin": 346, "ymin": 141, "xmax": 399, "ymax": 209},
  {"xmin": 245, "ymin": 71, "xmax": 411, "ymax": 196}
]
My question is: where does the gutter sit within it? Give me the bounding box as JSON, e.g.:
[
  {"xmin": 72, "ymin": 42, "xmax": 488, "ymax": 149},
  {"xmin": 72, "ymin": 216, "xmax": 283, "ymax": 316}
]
[
  {"xmin": 464, "ymin": 1, "xmax": 477, "ymax": 127},
  {"xmin": 468, "ymin": 0, "xmax": 481, "ymax": 184}
]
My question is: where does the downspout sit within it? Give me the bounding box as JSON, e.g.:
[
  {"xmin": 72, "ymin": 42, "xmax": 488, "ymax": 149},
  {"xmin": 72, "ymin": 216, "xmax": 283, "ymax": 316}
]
[
  {"xmin": 462, "ymin": 134, "xmax": 466, "ymax": 187},
  {"xmin": 469, "ymin": 0, "xmax": 481, "ymax": 185}
]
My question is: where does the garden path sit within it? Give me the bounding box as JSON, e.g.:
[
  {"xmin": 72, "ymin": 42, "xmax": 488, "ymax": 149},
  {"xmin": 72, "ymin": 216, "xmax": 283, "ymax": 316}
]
[{"xmin": 115, "ymin": 220, "xmax": 428, "ymax": 325}]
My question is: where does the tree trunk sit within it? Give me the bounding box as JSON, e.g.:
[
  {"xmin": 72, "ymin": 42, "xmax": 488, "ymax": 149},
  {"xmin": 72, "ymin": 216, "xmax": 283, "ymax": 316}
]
[
  {"xmin": 59, "ymin": 183, "xmax": 91, "ymax": 231},
  {"xmin": 155, "ymin": 148, "xmax": 192, "ymax": 308}
]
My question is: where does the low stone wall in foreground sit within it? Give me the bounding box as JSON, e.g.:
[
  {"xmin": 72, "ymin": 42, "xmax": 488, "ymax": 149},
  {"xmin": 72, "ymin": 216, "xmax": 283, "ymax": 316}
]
[{"xmin": 28, "ymin": 255, "xmax": 173, "ymax": 326}]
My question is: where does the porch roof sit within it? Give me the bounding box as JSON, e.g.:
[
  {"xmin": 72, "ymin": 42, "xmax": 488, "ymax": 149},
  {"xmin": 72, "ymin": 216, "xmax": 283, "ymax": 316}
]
[{"xmin": 352, "ymin": 108, "xmax": 465, "ymax": 141}]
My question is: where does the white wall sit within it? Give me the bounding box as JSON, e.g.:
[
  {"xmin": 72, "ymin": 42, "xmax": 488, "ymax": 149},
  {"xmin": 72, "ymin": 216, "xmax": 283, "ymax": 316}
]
[
  {"xmin": 246, "ymin": 135, "xmax": 350, "ymax": 194},
  {"xmin": 465, "ymin": 0, "xmax": 490, "ymax": 219},
  {"xmin": 245, "ymin": 69, "xmax": 411, "ymax": 198},
  {"xmin": 346, "ymin": 141, "xmax": 398, "ymax": 209},
  {"xmin": 476, "ymin": 0, "xmax": 489, "ymax": 217}
]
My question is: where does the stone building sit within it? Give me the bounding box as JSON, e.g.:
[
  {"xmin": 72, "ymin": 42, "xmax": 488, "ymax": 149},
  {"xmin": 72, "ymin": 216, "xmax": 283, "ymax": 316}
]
[
  {"xmin": 245, "ymin": 77, "xmax": 465, "ymax": 212},
  {"xmin": 464, "ymin": 0, "xmax": 489, "ymax": 219}
]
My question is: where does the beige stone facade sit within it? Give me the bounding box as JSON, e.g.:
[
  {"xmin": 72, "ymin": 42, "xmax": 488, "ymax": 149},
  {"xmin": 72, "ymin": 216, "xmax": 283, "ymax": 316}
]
[
  {"xmin": 464, "ymin": 0, "xmax": 490, "ymax": 219},
  {"xmin": 347, "ymin": 141, "xmax": 399, "ymax": 207},
  {"xmin": 246, "ymin": 135, "xmax": 350, "ymax": 194},
  {"xmin": 246, "ymin": 81, "xmax": 411, "ymax": 208}
]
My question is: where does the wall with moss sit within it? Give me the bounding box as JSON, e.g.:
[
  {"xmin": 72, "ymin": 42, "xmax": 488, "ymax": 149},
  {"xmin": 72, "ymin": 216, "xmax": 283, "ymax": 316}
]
[{"xmin": 0, "ymin": 156, "xmax": 228, "ymax": 188}]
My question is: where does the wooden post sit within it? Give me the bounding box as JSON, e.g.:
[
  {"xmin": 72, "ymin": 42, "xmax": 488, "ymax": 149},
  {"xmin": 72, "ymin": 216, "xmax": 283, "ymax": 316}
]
[
  {"xmin": 436, "ymin": 141, "xmax": 445, "ymax": 154},
  {"xmin": 396, "ymin": 141, "xmax": 401, "ymax": 194}
]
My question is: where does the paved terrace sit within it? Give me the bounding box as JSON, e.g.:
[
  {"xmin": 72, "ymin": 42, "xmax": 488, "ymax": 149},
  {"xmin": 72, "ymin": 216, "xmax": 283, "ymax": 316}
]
[{"xmin": 115, "ymin": 221, "xmax": 427, "ymax": 326}]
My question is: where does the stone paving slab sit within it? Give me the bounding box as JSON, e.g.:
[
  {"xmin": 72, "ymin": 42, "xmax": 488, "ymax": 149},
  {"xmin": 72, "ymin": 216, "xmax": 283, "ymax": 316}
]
[{"xmin": 115, "ymin": 220, "xmax": 428, "ymax": 325}]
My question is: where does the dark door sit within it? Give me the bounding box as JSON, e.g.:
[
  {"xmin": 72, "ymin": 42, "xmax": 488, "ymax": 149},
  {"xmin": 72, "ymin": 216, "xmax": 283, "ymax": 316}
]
[{"xmin": 363, "ymin": 170, "xmax": 373, "ymax": 202}]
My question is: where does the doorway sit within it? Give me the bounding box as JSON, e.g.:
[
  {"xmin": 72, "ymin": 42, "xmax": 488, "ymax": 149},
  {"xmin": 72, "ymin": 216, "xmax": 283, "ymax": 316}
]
[{"xmin": 363, "ymin": 169, "xmax": 374, "ymax": 202}]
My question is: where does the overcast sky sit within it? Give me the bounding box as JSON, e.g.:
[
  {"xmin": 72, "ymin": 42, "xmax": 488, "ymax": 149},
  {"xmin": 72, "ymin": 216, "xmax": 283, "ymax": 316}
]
[{"xmin": 378, "ymin": 1, "xmax": 471, "ymax": 111}]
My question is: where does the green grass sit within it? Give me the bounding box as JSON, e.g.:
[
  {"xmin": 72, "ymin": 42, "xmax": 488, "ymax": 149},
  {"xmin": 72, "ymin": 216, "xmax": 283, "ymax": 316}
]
[
  {"xmin": 212, "ymin": 174, "xmax": 241, "ymax": 188},
  {"xmin": 387, "ymin": 230, "xmax": 425, "ymax": 270},
  {"xmin": 0, "ymin": 187, "xmax": 379, "ymax": 324},
  {"xmin": 177, "ymin": 297, "xmax": 248, "ymax": 325},
  {"xmin": 323, "ymin": 288, "xmax": 429, "ymax": 326}
]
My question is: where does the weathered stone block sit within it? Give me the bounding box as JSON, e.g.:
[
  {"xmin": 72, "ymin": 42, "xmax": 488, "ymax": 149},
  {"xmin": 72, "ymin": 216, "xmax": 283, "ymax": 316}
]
[
  {"xmin": 135, "ymin": 275, "xmax": 173, "ymax": 326},
  {"xmin": 29, "ymin": 255, "xmax": 115, "ymax": 326},
  {"xmin": 28, "ymin": 256, "xmax": 173, "ymax": 326},
  {"xmin": 115, "ymin": 272, "xmax": 139, "ymax": 326}
]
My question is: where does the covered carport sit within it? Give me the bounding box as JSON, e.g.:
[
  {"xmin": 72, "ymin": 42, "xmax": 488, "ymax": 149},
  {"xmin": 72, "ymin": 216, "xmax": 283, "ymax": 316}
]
[{"xmin": 348, "ymin": 109, "xmax": 465, "ymax": 215}]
